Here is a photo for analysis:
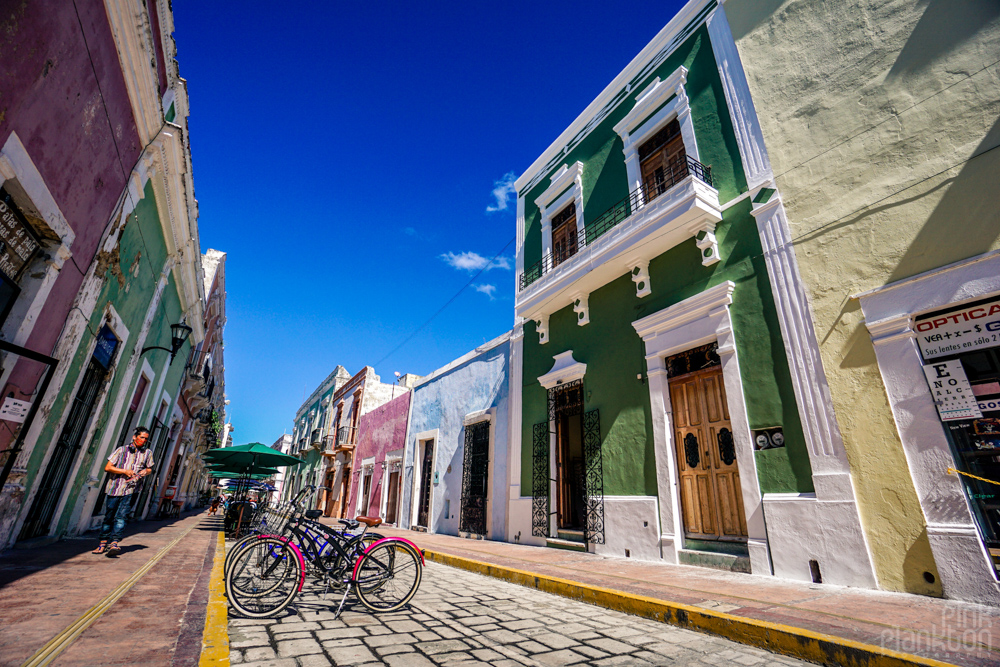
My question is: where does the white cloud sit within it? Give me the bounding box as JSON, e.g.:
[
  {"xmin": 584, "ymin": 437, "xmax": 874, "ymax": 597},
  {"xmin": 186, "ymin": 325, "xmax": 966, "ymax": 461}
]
[
  {"xmin": 486, "ymin": 172, "xmax": 517, "ymax": 213},
  {"xmin": 440, "ymin": 251, "xmax": 511, "ymax": 272},
  {"xmin": 473, "ymin": 284, "xmax": 497, "ymax": 300},
  {"xmin": 403, "ymin": 227, "xmax": 417, "ymax": 236}
]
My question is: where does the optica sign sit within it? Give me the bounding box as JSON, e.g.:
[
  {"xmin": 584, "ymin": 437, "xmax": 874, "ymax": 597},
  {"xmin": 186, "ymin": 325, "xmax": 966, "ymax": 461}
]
[{"xmin": 916, "ymin": 299, "xmax": 1000, "ymax": 360}]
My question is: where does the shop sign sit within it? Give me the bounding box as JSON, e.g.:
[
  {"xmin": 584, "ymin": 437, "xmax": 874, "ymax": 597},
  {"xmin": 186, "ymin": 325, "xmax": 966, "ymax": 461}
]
[
  {"xmin": 922, "ymin": 359, "xmax": 983, "ymax": 421},
  {"xmin": 0, "ymin": 190, "xmax": 41, "ymax": 282},
  {"xmin": 0, "ymin": 397, "xmax": 30, "ymax": 423},
  {"xmin": 92, "ymin": 325, "xmax": 119, "ymax": 369},
  {"xmin": 915, "ymin": 299, "xmax": 1000, "ymax": 360}
]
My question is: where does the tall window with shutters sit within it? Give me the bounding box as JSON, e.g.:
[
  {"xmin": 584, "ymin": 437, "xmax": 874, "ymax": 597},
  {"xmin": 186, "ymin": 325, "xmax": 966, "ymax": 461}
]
[
  {"xmin": 638, "ymin": 118, "xmax": 687, "ymax": 202},
  {"xmin": 551, "ymin": 204, "xmax": 578, "ymax": 267}
]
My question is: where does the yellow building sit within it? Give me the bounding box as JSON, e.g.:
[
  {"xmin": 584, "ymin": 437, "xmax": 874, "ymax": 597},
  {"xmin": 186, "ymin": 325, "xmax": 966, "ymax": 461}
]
[{"xmin": 726, "ymin": 0, "xmax": 1000, "ymax": 603}]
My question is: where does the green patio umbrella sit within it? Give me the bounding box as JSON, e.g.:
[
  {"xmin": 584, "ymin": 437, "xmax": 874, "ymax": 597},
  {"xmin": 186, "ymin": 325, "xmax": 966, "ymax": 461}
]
[
  {"xmin": 208, "ymin": 463, "xmax": 280, "ymax": 476},
  {"xmin": 209, "ymin": 471, "xmax": 274, "ymax": 480},
  {"xmin": 202, "ymin": 442, "xmax": 302, "ymax": 469}
]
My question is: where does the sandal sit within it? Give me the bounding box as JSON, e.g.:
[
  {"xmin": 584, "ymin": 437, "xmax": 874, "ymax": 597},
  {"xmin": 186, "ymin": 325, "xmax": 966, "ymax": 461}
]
[
  {"xmin": 105, "ymin": 542, "xmax": 121, "ymax": 557},
  {"xmin": 92, "ymin": 540, "xmax": 108, "ymax": 555}
]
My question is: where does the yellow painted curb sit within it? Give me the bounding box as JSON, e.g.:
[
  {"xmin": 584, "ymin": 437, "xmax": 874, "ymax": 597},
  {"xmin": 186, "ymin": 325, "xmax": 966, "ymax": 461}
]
[
  {"xmin": 424, "ymin": 549, "xmax": 958, "ymax": 667},
  {"xmin": 21, "ymin": 521, "xmax": 199, "ymax": 667},
  {"xmin": 199, "ymin": 531, "xmax": 230, "ymax": 666}
]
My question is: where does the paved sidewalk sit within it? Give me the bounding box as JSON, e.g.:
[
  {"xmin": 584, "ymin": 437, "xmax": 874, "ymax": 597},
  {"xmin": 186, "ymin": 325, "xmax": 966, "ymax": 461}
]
[
  {"xmin": 0, "ymin": 510, "xmax": 221, "ymax": 667},
  {"xmin": 360, "ymin": 526, "xmax": 1000, "ymax": 667}
]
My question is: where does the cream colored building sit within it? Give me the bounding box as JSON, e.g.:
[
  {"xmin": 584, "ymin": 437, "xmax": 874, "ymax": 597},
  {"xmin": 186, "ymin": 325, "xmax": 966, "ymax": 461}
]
[{"xmin": 725, "ymin": 0, "xmax": 1000, "ymax": 603}]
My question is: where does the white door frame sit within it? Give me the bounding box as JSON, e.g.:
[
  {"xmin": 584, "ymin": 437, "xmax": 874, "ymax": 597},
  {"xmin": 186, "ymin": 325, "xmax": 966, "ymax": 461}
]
[
  {"xmin": 409, "ymin": 430, "xmax": 438, "ymax": 529},
  {"xmin": 380, "ymin": 448, "xmax": 403, "ymax": 523},
  {"xmin": 632, "ymin": 280, "xmax": 771, "ymax": 573}
]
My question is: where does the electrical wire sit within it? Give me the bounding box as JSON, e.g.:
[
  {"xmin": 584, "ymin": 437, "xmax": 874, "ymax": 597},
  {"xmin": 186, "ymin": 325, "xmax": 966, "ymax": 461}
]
[{"xmin": 373, "ymin": 238, "xmax": 515, "ymax": 368}]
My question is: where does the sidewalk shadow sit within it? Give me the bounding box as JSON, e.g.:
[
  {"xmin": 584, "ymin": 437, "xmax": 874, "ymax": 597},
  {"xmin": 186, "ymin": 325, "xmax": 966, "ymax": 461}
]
[{"xmin": 0, "ymin": 509, "xmax": 214, "ymax": 587}]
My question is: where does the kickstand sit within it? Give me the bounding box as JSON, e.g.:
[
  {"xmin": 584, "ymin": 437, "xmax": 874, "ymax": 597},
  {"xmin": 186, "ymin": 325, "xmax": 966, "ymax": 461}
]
[
  {"xmin": 321, "ymin": 580, "xmax": 330, "ymax": 600},
  {"xmin": 332, "ymin": 587, "xmax": 350, "ymax": 619}
]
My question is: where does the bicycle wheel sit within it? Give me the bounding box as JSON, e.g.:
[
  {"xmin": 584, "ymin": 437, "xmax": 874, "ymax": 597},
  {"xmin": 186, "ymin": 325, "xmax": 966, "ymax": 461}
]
[
  {"xmin": 353, "ymin": 541, "xmax": 422, "ymax": 613},
  {"xmin": 224, "ymin": 533, "xmax": 261, "ymax": 578},
  {"xmin": 225, "ymin": 537, "xmax": 302, "ymax": 618}
]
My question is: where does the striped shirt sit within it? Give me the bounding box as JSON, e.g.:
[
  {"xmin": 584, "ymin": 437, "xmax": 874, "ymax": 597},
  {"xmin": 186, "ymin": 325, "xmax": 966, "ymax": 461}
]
[{"xmin": 105, "ymin": 443, "xmax": 155, "ymax": 496}]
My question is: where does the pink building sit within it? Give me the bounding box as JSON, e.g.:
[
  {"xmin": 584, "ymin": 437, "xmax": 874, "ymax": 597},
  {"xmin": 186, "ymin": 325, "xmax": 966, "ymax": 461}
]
[{"xmin": 347, "ymin": 391, "xmax": 410, "ymax": 525}]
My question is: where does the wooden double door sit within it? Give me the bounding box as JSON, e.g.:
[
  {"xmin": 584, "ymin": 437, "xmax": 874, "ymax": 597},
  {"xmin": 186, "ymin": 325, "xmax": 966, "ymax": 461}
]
[{"xmin": 669, "ymin": 367, "xmax": 748, "ymax": 542}]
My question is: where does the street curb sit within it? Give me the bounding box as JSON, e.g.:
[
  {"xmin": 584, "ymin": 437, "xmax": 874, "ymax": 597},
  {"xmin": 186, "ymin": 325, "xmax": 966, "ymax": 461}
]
[
  {"xmin": 423, "ymin": 549, "xmax": 954, "ymax": 667},
  {"xmin": 199, "ymin": 531, "xmax": 229, "ymax": 666}
]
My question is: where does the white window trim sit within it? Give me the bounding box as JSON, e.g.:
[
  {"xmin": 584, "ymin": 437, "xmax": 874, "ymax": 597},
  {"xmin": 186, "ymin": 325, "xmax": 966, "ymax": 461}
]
[
  {"xmin": 613, "ymin": 66, "xmax": 700, "ymax": 204},
  {"xmin": 409, "ymin": 429, "xmax": 439, "ymax": 530},
  {"xmin": 631, "ymin": 280, "xmax": 771, "ymax": 574},
  {"xmin": 856, "ymin": 249, "xmax": 1000, "ymax": 605},
  {"xmin": 534, "ymin": 161, "xmax": 585, "ymax": 262}
]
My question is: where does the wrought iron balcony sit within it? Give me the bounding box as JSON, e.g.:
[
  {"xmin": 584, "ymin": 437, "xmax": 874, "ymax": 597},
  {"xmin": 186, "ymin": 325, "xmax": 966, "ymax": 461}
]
[
  {"xmin": 519, "ymin": 156, "xmax": 712, "ymax": 291},
  {"xmin": 320, "ymin": 434, "xmax": 338, "ymax": 456},
  {"xmin": 310, "ymin": 428, "xmax": 323, "ymax": 446},
  {"xmin": 336, "ymin": 426, "xmax": 357, "ymax": 449}
]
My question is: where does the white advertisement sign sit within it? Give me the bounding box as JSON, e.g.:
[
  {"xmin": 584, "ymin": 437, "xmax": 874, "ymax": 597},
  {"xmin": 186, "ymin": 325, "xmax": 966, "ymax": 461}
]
[
  {"xmin": 0, "ymin": 397, "xmax": 30, "ymax": 423},
  {"xmin": 916, "ymin": 299, "xmax": 1000, "ymax": 360},
  {"xmin": 922, "ymin": 360, "xmax": 983, "ymax": 421}
]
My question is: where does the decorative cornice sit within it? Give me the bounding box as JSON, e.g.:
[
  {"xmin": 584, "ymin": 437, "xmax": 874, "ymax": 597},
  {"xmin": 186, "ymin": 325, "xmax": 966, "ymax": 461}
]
[
  {"xmin": 538, "ymin": 351, "xmax": 587, "ymax": 390},
  {"xmin": 613, "ymin": 66, "xmax": 688, "ymax": 138},
  {"xmin": 632, "ymin": 280, "xmax": 735, "ymax": 340},
  {"xmin": 514, "ymin": 0, "xmax": 717, "ymax": 195}
]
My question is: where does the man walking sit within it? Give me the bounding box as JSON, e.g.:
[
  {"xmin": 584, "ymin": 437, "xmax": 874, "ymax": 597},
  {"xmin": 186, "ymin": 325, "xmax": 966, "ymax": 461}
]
[{"xmin": 93, "ymin": 427, "xmax": 154, "ymax": 557}]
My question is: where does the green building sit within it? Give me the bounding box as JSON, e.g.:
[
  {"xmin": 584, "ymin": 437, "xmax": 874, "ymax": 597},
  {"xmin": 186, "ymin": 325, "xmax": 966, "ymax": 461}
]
[{"xmin": 507, "ymin": 0, "xmax": 875, "ymax": 588}]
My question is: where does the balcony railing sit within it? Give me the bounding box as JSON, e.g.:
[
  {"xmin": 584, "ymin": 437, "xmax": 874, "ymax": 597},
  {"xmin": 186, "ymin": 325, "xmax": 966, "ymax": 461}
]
[
  {"xmin": 519, "ymin": 155, "xmax": 712, "ymax": 291},
  {"xmin": 320, "ymin": 434, "xmax": 337, "ymax": 456},
  {"xmin": 310, "ymin": 428, "xmax": 323, "ymax": 446},
  {"xmin": 336, "ymin": 426, "xmax": 357, "ymax": 448}
]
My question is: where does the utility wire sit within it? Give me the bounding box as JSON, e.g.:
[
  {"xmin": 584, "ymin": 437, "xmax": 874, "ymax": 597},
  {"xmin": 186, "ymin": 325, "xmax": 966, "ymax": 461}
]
[{"xmin": 374, "ymin": 237, "xmax": 514, "ymax": 368}]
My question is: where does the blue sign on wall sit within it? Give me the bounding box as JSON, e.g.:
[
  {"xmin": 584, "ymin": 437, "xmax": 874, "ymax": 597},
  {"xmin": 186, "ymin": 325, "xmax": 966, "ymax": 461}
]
[{"xmin": 92, "ymin": 325, "xmax": 119, "ymax": 369}]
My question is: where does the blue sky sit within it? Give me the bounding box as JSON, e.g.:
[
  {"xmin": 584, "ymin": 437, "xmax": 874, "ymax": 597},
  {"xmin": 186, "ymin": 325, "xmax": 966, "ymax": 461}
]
[{"xmin": 173, "ymin": 1, "xmax": 686, "ymax": 444}]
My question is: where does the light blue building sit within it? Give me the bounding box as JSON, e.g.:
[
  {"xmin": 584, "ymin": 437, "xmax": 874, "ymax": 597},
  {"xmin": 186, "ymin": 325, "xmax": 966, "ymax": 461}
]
[{"xmin": 401, "ymin": 331, "xmax": 511, "ymax": 540}]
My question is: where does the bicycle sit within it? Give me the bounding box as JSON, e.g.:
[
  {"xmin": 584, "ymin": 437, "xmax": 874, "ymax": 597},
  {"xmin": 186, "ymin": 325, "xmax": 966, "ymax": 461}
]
[
  {"xmin": 223, "ymin": 487, "xmax": 382, "ymax": 580},
  {"xmin": 225, "ymin": 485, "xmax": 423, "ymax": 619}
]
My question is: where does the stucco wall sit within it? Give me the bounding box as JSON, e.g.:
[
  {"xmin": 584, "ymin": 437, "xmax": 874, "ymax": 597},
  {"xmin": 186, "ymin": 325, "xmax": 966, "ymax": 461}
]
[
  {"xmin": 401, "ymin": 335, "xmax": 511, "ymax": 540},
  {"xmin": 726, "ymin": 0, "xmax": 1000, "ymax": 594},
  {"xmin": 347, "ymin": 391, "xmax": 411, "ymax": 519}
]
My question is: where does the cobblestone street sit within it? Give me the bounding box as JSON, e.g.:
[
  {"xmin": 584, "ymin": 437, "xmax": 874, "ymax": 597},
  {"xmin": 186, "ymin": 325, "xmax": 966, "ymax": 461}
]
[{"xmin": 228, "ymin": 562, "xmax": 809, "ymax": 667}]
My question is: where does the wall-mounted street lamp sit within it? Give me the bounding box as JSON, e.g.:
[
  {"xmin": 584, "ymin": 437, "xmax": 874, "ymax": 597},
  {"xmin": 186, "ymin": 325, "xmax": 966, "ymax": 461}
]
[{"xmin": 141, "ymin": 321, "xmax": 193, "ymax": 364}]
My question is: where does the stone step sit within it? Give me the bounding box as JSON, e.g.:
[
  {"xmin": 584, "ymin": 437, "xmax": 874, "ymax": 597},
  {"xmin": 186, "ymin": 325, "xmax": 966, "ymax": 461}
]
[
  {"xmin": 546, "ymin": 537, "xmax": 587, "ymax": 552},
  {"xmin": 556, "ymin": 529, "xmax": 585, "ymax": 543},
  {"xmin": 677, "ymin": 548, "xmax": 751, "ymax": 573}
]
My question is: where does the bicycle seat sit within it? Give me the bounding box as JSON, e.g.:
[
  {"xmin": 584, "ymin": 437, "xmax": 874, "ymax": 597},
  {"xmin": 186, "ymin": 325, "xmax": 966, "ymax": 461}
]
[
  {"xmin": 304, "ymin": 509, "xmax": 322, "ymax": 520},
  {"xmin": 338, "ymin": 519, "xmax": 359, "ymax": 529},
  {"xmin": 356, "ymin": 516, "xmax": 383, "ymax": 527}
]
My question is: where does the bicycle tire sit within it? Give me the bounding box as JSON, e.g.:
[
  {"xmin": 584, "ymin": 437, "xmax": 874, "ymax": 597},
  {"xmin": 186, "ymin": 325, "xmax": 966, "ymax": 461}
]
[
  {"xmin": 226, "ymin": 534, "xmax": 295, "ymax": 596},
  {"xmin": 353, "ymin": 541, "xmax": 422, "ymax": 613},
  {"xmin": 224, "ymin": 533, "xmax": 261, "ymax": 578},
  {"xmin": 225, "ymin": 537, "xmax": 302, "ymax": 618}
]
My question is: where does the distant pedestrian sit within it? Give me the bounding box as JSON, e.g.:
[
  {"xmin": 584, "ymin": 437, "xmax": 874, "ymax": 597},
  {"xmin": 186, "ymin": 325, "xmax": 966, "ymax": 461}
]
[
  {"xmin": 209, "ymin": 493, "xmax": 222, "ymax": 515},
  {"xmin": 93, "ymin": 427, "xmax": 154, "ymax": 557}
]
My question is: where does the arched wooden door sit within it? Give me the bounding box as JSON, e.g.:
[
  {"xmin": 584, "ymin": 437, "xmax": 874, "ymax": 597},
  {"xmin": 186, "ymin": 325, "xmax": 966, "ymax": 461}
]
[{"xmin": 669, "ymin": 366, "xmax": 747, "ymax": 542}]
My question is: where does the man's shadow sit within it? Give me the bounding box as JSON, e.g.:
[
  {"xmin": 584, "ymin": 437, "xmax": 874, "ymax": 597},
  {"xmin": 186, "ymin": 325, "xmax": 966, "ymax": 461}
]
[{"xmin": 106, "ymin": 544, "xmax": 149, "ymax": 558}]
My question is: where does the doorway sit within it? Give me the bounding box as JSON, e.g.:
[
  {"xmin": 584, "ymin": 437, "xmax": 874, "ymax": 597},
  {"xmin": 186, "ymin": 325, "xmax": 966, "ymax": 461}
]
[
  {"xmin": 460, "ymin": 420, "xmax": 490, "ymax": 535},
  {"xmin": 19, "ymin": 357, "xmax": 110, "ymax": 540},
  {"xmin": 553, "ymin": 382, "xmax": 585, "ymax": 532},
  {"xmin": 668, "ymin": 359, "xmax": 748, "ymax": 544},
  {"xmin": 416, "ymin": 438, "xmax": 434, "ymax": 528},
  {"xmin": 385, "ymin": 468, "xmax": 401, "ymax": 524}
]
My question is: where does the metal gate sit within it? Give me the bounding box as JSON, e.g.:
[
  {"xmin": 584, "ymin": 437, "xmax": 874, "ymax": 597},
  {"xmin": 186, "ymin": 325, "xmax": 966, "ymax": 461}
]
[
  {"xmin": 531, "ymin": 383, "xmax": 605, "ymax": 544},
  {"xmin": 19, "ymin": 358, "xmax": 107, "ymax": 540},
  {"xmin": 459, "ymin": 420, "xmax": 490, "ymax": 535},
  {"xmin": 531, "ymin": 421, "xmax": 549, "ymax": 537},
  {"xmin": 583, "ymin": 408, "xmax": 605, "ymax": 544}
]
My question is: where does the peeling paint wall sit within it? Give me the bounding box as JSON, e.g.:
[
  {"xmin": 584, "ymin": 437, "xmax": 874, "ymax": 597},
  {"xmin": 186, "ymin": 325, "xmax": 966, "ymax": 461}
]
[{"xmin": 727, "ymin": 0, "xmax": 1000, "ymax": 595}]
